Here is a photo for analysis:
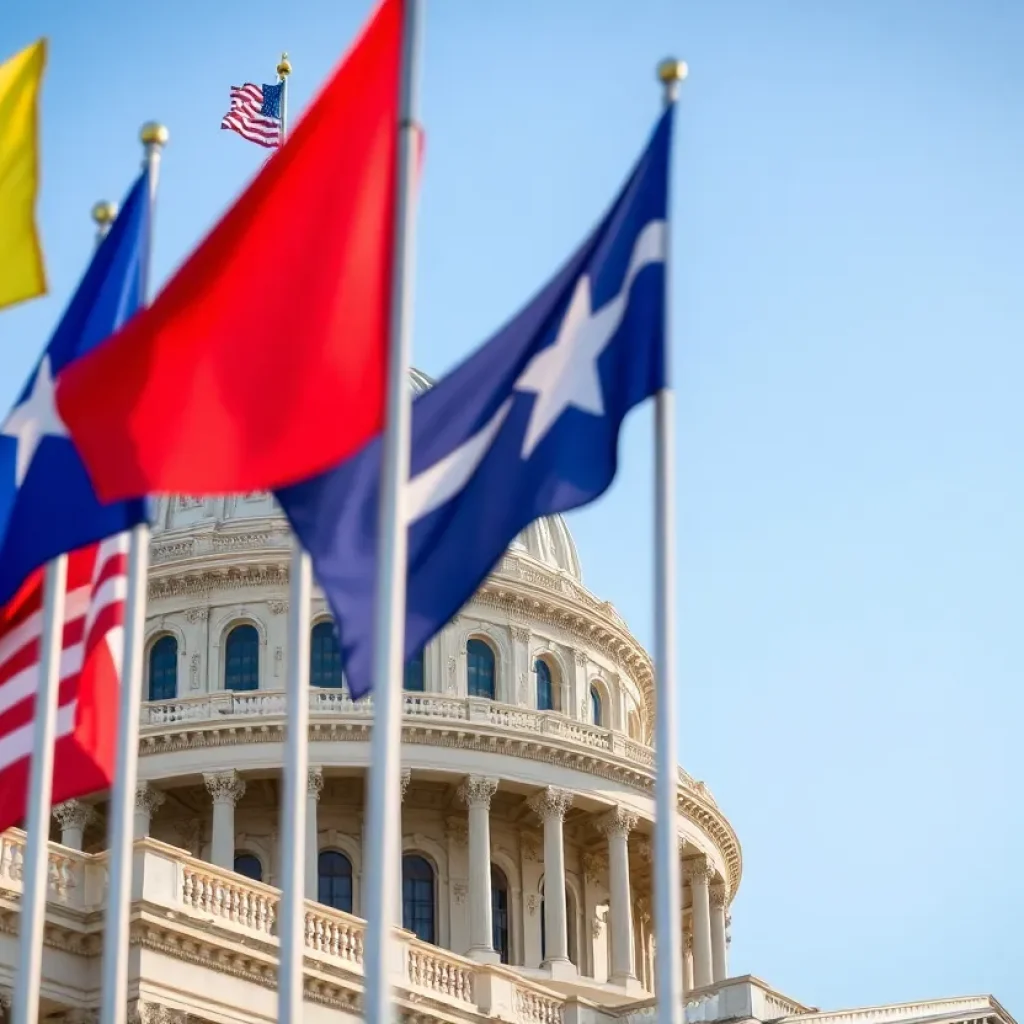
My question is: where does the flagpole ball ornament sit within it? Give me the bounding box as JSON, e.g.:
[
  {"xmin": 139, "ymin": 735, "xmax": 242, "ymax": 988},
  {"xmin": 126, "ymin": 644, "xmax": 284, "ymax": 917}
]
[
  {"xmin": 657, "ymin": 58, "xmax": 687, "ymax": 103},
  {"xmin": 277, "ymin": 52, "xmax": 292, "ymax": 78},
  {"xmin": 139, "ymin": 122, "xmax": 169, "ymax": 149},
  {"xmin": 91, "ymin": 201, "xmax": 117, "ymax": 228}
]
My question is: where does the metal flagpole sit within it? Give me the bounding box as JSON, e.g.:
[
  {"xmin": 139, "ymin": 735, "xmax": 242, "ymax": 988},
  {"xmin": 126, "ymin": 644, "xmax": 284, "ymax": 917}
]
[
  {"xmin": 13, "ymin": 190, "xmax": 124, "ymax": 1024},
  {"xmin": 363, "ymin": 0, "xmax": 424, "ymax": 1020},
  {"xmin": 13, "ymin": 556, "xmax": 68, "ymax": 1024},
  {"xmin": 272, "ymin": 50, "xmax": 317, "ymax": 1024},
  {"xmin": 99, "ymin": 120, "xmax": 168, "ymax": 1024},
  {"xmin": 652, "ymin": 57, "xmax": 688, "ymax": 1023}
]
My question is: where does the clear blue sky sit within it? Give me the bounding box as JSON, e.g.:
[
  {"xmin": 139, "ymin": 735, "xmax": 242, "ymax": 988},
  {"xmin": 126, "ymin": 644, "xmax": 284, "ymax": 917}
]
[{"xmin": 2, "ymin": 0, "xmax": 1021, "ymax": 1014}]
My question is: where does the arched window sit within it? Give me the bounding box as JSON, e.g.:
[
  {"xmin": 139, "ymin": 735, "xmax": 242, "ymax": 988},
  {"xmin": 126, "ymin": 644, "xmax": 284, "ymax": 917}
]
[
  {"xmin": 404, "ymin": 649, "xmax": 425, "ymax": 691},
  {"xmin": 590, "ymin": 685, "xmax": 603, "ymax": 726},
  {"xmin": 234, "ymin": 853, "xmax": 262, "ymax": 882},
  {"xmin": 402, "ymin": 854, "xmax": 436, "ymax": 944},
  {"xmin": 467, "ymin": 639, "xmax": 495, "ymax": 700},
  {"xmin": 225, "ymin": 624, "xmax": 259, "ymax": 692},
  {"xmin": 318, "ymin": 850, "xmax": 353, "ymax": 913},
  {"xmin": 536, "ymin": 659, "xmax": 555, "ymax": 711},
  {"xmin": 148, "ymin": 635, "xmax": 178, "ymax": 701},
  {"xmin": 310, "ymin": 621, "xmax": 344, "ymax": 688},
  {"xmin": 491, "ymin": 865, "xmax": 510, "ymax": 964}
]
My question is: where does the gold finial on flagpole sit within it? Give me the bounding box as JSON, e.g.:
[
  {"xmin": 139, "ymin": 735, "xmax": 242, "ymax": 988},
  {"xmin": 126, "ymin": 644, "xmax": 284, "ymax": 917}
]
[
  {"xmin": 139, "ymin": 122, "xmax": 170, "ymax": 149},
  {"xmin": 657, "ymin": 57, "xmax": 688, "ymax": 104},
  {"xmin": 277, "ymin": 52, "xmax": 292, "ymax": 79},
  {"xmin": 92, "ymin": 201, "xmax": 118, "ymax": 228}
]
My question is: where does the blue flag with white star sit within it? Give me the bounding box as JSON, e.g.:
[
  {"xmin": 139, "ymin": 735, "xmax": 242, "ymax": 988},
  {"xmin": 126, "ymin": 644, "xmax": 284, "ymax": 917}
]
[
  {"xmin": 0, "ymin": 170, "xmax": 151, "ymax": 606},
  {"xmin": 277, "ymin": 109, "xmax": 673, "ymax": 698}
]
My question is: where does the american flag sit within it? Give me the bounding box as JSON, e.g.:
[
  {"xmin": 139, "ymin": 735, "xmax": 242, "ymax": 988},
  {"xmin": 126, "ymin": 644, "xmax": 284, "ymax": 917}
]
[
  {"xmin": 0, "ymin": 536, "xmax": 129, "ymax": 829},
  {"xmin": 221, "ymin": 81, "xmax": 284, "ymax": 148}
]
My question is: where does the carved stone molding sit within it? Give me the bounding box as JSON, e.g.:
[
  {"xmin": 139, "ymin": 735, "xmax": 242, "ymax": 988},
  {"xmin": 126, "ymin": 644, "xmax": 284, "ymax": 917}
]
[
  {"xmin": 400, "ymin": 768, "xmax": 412, "ymax": 801},
  {"xmin": 134, "ymin": 783, "xmax": 166, "ymax": 817},
  {"xmin": 582, "ymin": 850, "xmax": 609, "ymax": 884},
  {"xmin": 510, "ymin": 625, "xmax": 531, "ymax": 644},
  {"xmin": 458, "ymin": 775, "xmax": 498, "ymax": 809},
  {"xmin": 527, "ymin": 786, "xmax": 573, "ymax": 823},
  {"xmin": 574, "ymin": 648, "xmax": 589, "ymax": 667},
  {"xmin": 307, "ymin": 767, "xmax": 324, "ymax": 800},
  {"xmin": 184, "ymin": 607, "xmax": 209, "ymax": 623},
  {"xmin": 684, "ymin": 930, "xmax": 694, "ymax": 953},
  {"xmin": 710, "ymin": 883, "xmax": 730, "ymax": 908},
  {"xmin": 173, "ymin": 819, "xmax": 201, "ymax": 857},
  {"xmin": 596, "ymin": 806, "xmax": 639, "ymax": 841},
  {"xmin": 591, "ymin": 914, "xmax": 604, "ymax": 938},
  {"xmin": 268, "ymin": 599, "xmax": 288, "ymax": 615},
  {"xmin": 203, "ymin": 769, "xmax": 246, "ymax": 806},
  {"xmin": 444, "ymin": 816, "xmax": 468, "ymax": 847},
  {"xmin": 452, "ymin": 881, "xmax": 468, "ymax": 905},
  {"xmin": 53, "ymin": 799, "xmax": 96, "ymax": 832},
  {"xmin": 520, "ymin": 832, "xmax": 542, "ymax": 862},
  {"xmin": 127, "ymin": 1000, "xmax": 188, "ymax": 1024}
]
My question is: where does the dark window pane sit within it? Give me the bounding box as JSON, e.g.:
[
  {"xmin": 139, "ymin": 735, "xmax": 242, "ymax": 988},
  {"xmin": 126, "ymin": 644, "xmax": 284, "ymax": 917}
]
[
  {"xmin": 536, "ymin": 660, "xmax": 554, "ymax": 711},
  {"xmin": 225, "ymin": 625, "xmax": 259, "ymax": 692},
  {"xmin": 491, "ymin": 865, "xmax": 510, "ymax": 963},
  {"xmin": 318, "ymin": 850, "xmax": 353, "ymax": 913},
  {"xmin": 590, "ymin": 686, "xmax": 602, "ymax": 726},
  {"xmin": 402, "ymin": 854, "xmax": 435, "ymax": 944},
  {"xmin": 148, "ymin": 635, "xmax": 178, "ymax": 701},
  {"xmin": 234, "ymin": 853, "xmax": 262, "ymax": 882},
  {"xmin": 467, "ymin": 639, "xmax": 495, "ymax": 700},
  {"xmin": 310, "ymin": 621, "xmax": 344, "ymax": 688},
  {"xmin": 404, "ymin": 649, "xmax": 425, "ymax": 691}
]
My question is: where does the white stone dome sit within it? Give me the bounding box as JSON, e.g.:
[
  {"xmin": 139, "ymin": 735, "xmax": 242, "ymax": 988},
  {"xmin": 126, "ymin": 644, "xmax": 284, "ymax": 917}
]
[{"xmin": 153, "ymin": 368, "xmax": 583, "ymax": 582}]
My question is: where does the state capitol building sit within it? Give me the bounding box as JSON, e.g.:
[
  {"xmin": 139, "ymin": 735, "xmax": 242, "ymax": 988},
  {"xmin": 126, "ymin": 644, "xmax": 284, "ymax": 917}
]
[{"xmin": 0, "ymin": 373, "xmax": 1013, "ymax": 1024}]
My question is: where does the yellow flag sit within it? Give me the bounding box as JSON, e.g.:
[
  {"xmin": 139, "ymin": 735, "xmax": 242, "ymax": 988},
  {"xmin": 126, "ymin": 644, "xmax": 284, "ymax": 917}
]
[{"xmin": 0, "ymin": 39, "xmax": 47, "ymax": 311}]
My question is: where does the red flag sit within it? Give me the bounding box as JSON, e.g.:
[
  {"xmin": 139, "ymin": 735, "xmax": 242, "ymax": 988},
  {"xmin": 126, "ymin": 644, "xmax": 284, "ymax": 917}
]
[
  {"xmin": 56, "ymin": 0, "xmax": 403, "ymax": 500},
  {"xmin": 0, "ymin": 538, "xmax": 127, "ymax": 831}
]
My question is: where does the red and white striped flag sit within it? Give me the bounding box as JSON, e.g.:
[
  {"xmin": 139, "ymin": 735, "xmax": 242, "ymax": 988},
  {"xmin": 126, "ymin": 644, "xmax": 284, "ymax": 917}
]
[
  {"xmin": 0, "ymin": 535, "xmax": 129, "ymax": 830},
  {"xmin": 220, "ymin": 82, "xmax": 283, "ymax": 148}
]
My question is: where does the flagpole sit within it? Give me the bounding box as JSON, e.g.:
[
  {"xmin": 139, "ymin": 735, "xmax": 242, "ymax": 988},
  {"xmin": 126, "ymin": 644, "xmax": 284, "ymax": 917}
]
[
  {"xmin": 12, "ymin": 555, "xmax": 68, "ymax": 1024},
  {"xmin": 272, "ymin": 49, "xmax": 316, "ymax": 1024},
  {"xmin": 98, "ymin": 121, "xmax": 168, "ymax": 1024},
  {"xmin": 653, "ymin": 57, "xmax": 687, "ymax": 1023},
  {"xmin": 363, "ymin": 0, "xmax": 423, "ymax": 1020}
]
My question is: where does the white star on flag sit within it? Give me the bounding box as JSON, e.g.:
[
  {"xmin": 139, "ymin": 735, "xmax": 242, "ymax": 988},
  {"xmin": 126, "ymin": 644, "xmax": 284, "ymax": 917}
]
[{"xmin": 0, "ymin": 356, "xmax": 68, "ymax": 487}]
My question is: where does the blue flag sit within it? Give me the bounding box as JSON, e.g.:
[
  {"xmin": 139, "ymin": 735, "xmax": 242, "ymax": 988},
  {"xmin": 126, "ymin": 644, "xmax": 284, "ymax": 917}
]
[
  {"xmin": 0, "ymin": 170, "xmax": 151, "ymax": 605},
  {"xmin": 278, "ymin": 109, "xmax": 673, "ymax": 698}
]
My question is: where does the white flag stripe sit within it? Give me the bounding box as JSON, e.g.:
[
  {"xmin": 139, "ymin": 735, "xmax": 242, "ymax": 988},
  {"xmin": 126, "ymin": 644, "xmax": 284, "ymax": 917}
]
[
  {"xmin": 0, "ymin": 585, "xmax": 91, "ymax": 668},
  {"xmin": 0, "ymin": 700, "xmax": 77, "ymax": 773}
]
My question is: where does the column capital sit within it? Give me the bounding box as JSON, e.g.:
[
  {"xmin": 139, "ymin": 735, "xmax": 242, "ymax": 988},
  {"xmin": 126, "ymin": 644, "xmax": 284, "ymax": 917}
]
[
  {"xmin": 710, "ymin": 883, "xmax": 730, "ymax": 908},
  {"xmin": 127, "ymin": 1000, "xmax": 188, "ymax": 1024},
  {"xmin": 400, "ymin": 768, "xmax": 412, "ymax": 801},
  {"xmin": 203, "ymin": 770, "xmax": 246, "ymax": 807},
  {"xmin": 307, "ymin": 767, "xmax": 324, "ymax": 800},
  {"xmin": 53, "ymin": 799, "xmax": 96, "ymax": 832},
  {"xmin": 528, "ymin": 786, "xmax": 573, "ymax": 823},
  {"xmin": 135, "ymin": 783, "xmax": 166, "ymax": 817},
  {"xmin": 596, "ymin": 805, "xmax": 639, "ymax": 840},
  {"xmin": 684, "ymin": 854, "xmax": 715, "ymax": 884},
  {"xmin": 458, "ymin": 775, "xmax": 498, "ymax": 809}
]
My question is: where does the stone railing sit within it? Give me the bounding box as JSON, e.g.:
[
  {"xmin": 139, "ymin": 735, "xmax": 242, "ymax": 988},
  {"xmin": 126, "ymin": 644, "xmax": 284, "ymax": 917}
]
[
  {"xmin": 0, "ymin": 829, "xmax": 96, "ymax": 908},
  {"xmin": 778, "ymin": 997, "xmax": 1006, "ymax": 1024},
  {"xmin": 138, "ymin": 690, "xmax": 717, "ymax": 805}
]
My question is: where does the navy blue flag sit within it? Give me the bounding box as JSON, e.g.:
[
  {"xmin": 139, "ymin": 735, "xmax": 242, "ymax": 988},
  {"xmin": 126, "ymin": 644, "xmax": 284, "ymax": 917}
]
[
  {"xmin": 0, "ymin": 170, "xmax": 151, "ymax": 606},
  {"xmin": 278, "ymin": 108, "xmax": 673, "ymax": 698}
]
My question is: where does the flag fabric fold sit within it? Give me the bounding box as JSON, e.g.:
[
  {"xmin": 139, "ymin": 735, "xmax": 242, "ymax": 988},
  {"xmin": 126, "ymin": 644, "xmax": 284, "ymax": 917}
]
[
  {"xmin": 0, "ymin": 167, "xmax": 153, "ymax": 829},
  {"xmin": 57, "ymin": 0, "xmax": 404, "ymax": 500},
  {"xmin": 0, "ymin": 39, "xmax": 47, "ymax": 311},
  {"xmin": 277, "ymin": 109, "xmax": 674, "ymax": 698}
]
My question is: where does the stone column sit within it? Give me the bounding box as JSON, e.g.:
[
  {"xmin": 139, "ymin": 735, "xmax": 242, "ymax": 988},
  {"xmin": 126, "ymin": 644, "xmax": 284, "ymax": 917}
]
[
  {"xmin": 459, "ymin": 775, "xmax": 499, "ymax": 962},
  {"xmin": 710, "ymin": 884, "xmax": 729, "ymax": 981},
  {"xmin": 597, "ymin": 806, "xmax": 638, "ymax": 985},
  {"xmin": 686, "ymin": 856, "xmax": 714, "ymax": 989},
  {"xmin": 528, "ymin": 786, "xmax": 573, "ymax": 972},
  {"xmin": 306, "ymin": 767, "xmax": 324, "ymax": 899},
  {"xmin": 53, "ymin": 799, "xmax": 94, "ymax": 851},
  {"xmin": 203, "ymin": 770, "xmax": 245, "ymax": 869},
  {"xmin": 683, "ymin": 928, "xmax": 695, "ymax": 993},
  {"xmin": 133, "ymin": 783, "xmax": 165, "ymax": 839}
]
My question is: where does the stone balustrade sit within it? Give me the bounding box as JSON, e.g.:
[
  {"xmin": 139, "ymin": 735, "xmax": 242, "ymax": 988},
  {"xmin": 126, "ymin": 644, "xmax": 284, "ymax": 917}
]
[
  {"xmin": 137, "ymin": 690, "xmax": 716, "ymax": 807},
  {"xmin": 0, "ymin": 830, "xmax": 573, "ymax": 1022}
]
